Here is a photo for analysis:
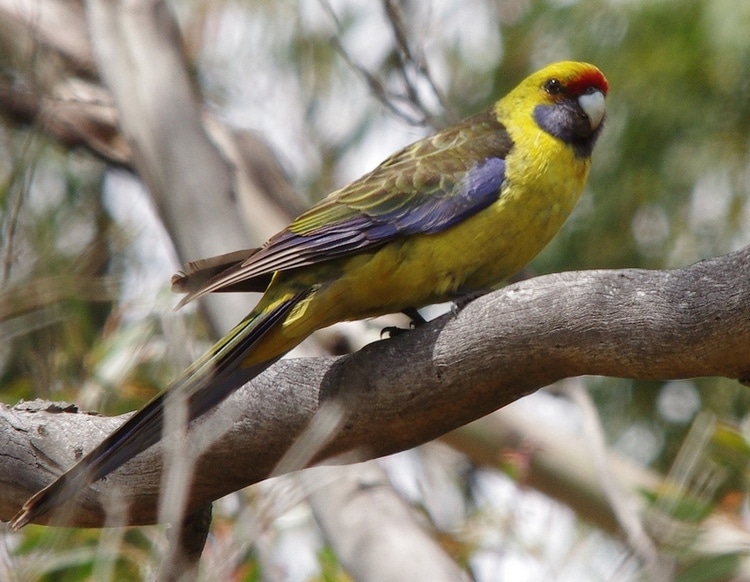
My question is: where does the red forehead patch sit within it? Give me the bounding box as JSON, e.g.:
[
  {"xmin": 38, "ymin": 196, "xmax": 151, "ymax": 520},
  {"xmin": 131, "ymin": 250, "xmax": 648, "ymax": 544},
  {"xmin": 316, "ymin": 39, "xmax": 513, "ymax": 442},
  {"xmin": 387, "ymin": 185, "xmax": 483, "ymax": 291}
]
[{"xmin": 567, "ymin": 68, "xmax": 609, "ymax": 96}]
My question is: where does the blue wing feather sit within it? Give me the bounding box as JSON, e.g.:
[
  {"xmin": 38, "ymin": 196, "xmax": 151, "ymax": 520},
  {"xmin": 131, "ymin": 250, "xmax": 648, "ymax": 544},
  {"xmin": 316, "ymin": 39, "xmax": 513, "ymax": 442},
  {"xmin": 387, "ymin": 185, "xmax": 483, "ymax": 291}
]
[
  {"xmin": 386, "ymin": 157, "xmax": 506, "ymax": 233},
  {"xmin": 179, "ymin": 110, "xmax": 511, "ymax": 303},
  {"xmin": 248, "ymin": 156, "xmax": 506, "ymax": 269},
  {"xmin": 178, "ymin": 156, "xmax": 508, "ymax": 305}
]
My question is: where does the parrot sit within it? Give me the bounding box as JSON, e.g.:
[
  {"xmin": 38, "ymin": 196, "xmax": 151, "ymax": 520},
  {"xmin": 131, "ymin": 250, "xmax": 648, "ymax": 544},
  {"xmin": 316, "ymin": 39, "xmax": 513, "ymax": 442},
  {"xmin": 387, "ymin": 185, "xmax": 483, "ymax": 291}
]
[{"xmin": 11, "ymin": 60, "xmax": 608, "ymax": 529}]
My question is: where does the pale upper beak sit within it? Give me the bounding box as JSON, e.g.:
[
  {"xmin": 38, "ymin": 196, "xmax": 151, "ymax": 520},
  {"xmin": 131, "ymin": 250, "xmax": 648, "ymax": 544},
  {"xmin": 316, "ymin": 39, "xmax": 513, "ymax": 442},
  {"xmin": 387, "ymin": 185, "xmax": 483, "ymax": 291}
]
[{"xmin": 578, "ymin": 90, "xmax": 606, "ymax": 130}]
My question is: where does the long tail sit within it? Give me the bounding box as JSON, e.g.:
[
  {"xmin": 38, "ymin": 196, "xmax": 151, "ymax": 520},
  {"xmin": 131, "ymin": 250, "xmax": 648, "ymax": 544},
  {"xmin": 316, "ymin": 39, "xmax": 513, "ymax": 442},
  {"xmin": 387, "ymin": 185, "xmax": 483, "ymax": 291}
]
[{"xmin": 10, "ymin": 290, "xmax": 309, "ymax": 529}]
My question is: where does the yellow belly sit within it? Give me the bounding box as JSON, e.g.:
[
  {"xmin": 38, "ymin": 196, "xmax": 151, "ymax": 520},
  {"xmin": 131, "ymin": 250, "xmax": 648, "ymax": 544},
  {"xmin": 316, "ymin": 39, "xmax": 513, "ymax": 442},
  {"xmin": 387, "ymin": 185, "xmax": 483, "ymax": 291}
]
[
  {"xmin": 327, "ymin": 152, "xmax": 588, "ymax": 316},
  {"xmin": 252, "ymin": 127, "xmax": 591, "ymax": 363}
]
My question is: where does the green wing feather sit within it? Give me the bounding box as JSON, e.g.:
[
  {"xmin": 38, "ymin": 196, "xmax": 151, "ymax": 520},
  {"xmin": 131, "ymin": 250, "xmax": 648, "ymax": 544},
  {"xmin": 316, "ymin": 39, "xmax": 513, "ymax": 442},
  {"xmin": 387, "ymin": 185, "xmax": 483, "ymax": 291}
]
[
  {"xmin": 289, "ymin": 110, "xmax": 510, "ymax": 234},
  {"xmin": 177, "ymin": 109, "xmax": 512, "ymax": 307}
]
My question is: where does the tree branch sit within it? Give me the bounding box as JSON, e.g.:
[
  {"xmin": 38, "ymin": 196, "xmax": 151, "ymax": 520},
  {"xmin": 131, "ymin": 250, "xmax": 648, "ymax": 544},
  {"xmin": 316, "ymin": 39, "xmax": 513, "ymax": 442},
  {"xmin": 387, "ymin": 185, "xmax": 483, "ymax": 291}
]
[{"xmin": 1, "ymin": 246, "xmax": 748, "ymax": 527}]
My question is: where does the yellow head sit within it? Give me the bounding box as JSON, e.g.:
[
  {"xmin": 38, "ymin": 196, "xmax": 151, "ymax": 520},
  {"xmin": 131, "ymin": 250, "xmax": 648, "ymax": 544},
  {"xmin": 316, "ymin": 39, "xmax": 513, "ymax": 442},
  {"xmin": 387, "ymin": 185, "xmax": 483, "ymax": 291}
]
[{"xmin": 499, "ymin": 61, "xmax": 609, "ymax": 158}]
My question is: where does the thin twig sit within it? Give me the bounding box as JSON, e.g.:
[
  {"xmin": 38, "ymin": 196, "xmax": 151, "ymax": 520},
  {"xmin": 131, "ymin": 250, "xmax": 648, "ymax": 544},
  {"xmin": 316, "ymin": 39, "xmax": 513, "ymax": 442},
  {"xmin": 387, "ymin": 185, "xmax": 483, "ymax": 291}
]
[
  {"xmin": 0, "ymin": 133, "xmax": 40, "ymax": 286},
  {"xmin": 317, "ymin": 0, "xmax": 451, "ymax": 128},
  {"xmin": 381, "ymin": 0, "xmax": 457, "ymax": 124}
]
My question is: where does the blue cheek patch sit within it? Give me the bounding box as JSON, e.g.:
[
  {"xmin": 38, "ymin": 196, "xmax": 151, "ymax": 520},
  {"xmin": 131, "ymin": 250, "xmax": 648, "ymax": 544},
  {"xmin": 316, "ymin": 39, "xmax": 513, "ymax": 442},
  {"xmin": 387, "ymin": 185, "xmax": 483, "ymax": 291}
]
[{"xmin": 533, "ymin": 102, "xmax": 599, "ymax": 158}]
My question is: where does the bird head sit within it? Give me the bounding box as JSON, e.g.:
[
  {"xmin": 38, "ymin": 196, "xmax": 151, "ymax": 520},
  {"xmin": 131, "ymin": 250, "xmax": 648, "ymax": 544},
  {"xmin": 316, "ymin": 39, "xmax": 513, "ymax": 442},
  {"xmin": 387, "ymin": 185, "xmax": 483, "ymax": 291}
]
[{"xmin": 503, "ymin": 61, "xmax": 609, "ymax": 158}]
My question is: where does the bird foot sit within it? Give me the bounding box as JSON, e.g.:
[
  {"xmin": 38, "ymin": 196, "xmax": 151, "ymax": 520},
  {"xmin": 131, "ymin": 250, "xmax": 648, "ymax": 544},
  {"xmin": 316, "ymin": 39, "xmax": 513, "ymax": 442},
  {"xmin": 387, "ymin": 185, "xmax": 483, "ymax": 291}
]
[{"xmin": 380, "ymin": 308, "xmax": 427, "ymax": 338}]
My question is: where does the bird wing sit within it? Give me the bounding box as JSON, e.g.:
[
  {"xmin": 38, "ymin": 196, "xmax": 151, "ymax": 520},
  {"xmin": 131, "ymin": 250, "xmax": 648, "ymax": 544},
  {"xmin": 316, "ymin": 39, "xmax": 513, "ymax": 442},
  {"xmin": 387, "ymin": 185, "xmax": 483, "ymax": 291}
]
[
  {"xmin": 171, "ymin": 249, "xmax": 270, "ymax": 295},
  {"xmin": 177, "ymin": 110, "xmax": 512, "ymax": 306}
]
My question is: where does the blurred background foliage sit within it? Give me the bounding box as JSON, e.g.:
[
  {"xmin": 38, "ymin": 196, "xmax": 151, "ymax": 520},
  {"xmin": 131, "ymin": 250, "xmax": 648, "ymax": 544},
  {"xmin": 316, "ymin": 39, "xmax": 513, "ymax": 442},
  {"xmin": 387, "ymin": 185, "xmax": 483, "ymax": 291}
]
[{"xmin": 1, "ymin": 0, "xmax": 750, "ymax": 579}]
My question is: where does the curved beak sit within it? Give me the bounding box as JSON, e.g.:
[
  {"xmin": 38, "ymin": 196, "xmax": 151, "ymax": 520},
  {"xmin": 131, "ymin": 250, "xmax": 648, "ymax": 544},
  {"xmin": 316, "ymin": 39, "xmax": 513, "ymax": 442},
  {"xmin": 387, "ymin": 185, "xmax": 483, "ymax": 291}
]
[{"xmin": 578, "ymin": 90, "xmax": 606, "ymax": 130}]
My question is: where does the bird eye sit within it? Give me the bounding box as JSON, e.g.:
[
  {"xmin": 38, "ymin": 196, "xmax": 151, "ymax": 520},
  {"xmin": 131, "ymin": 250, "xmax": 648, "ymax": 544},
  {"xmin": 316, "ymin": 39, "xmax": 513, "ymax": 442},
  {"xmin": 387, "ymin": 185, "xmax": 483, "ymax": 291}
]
[{"xmin": 544, "ymin": 78, "xmax": 563, "ymax": 95}]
